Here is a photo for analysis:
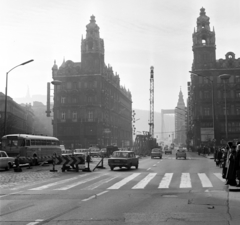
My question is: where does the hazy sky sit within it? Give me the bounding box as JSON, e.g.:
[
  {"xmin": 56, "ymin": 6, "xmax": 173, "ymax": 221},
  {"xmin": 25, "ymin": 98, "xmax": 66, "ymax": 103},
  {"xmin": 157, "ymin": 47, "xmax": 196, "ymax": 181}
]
[{"xmin": 1, "ymin": 0, "xmax": 240, "ymax": 112}]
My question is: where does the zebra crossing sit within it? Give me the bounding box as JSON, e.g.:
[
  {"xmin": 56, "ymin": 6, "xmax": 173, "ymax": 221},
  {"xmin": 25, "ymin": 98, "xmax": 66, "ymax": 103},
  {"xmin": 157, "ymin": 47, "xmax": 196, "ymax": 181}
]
[{"xmin": 24, "ymin": 172, "xmax": 224, "ymax": 192}]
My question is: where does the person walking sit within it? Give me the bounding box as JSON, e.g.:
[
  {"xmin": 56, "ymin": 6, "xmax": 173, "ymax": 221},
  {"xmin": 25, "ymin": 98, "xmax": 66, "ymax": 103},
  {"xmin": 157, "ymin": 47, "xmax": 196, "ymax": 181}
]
[
  {"xmin": 235, "ymin": 144, "xmax": 240, "ymax": 187},
  {"xmin": 225, "ymin": 145, "xmax": 237, "ymax": 186}
]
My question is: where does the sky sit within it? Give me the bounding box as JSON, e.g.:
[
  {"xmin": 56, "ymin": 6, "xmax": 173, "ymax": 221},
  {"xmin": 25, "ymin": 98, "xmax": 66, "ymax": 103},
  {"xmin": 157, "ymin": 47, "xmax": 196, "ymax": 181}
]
[{"xmin": 0, "ymin": 0, "xmax": 240, "ymax": 113}]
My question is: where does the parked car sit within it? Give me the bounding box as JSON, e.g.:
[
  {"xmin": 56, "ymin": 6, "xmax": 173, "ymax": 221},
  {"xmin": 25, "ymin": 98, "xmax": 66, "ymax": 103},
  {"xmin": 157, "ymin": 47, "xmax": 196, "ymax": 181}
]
[
  {"xmin": 108, "ymin": 151, "xmax": 139, "ymax": 170},
  {"xmin": 0, "ymin": 150, "xmax": 15, "ymax": 170},
  {"xmin": 151, "ymin": 147, "xmax": 163, "ymax": 159},
  {"xmin": 176, "ymin": 148, "xmax": 187, "ymax": 159}
]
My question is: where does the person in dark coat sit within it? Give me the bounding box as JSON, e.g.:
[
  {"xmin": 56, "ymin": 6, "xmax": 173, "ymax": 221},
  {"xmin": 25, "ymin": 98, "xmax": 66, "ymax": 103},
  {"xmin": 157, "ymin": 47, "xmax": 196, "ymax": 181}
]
[
  {"xmin": 235, "ymin": 144, "xmax": 240, "ymax": 187},
  {"xmin": 225, "ymin": 145, "xmax": 237, "ymax": 186},
  {"xmin": 222, "ymin": 146, "xmax": 229, "ymax": 179}
]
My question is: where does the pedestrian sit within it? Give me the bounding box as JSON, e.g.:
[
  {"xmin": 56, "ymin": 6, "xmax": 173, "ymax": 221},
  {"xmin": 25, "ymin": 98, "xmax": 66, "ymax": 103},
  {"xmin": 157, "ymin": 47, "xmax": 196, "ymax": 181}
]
[
  {"xmin": 225, "ymin": 145, "xmax": 237, "ymax": 186},
  {"xmin": 235, "ymin": 144, "xmax": 240, "ymax": 187},
  {"xmin": 222, "ymin": 146, "xmax": 229, "ymax": 179}
]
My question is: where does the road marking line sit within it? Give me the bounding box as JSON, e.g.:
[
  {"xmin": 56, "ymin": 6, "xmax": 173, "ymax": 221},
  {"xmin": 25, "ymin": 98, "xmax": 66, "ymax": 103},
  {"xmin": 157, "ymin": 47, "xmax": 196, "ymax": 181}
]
[
  {"xmin": 0, "ymin": 191, "xmax": 23, "ymax": 198},
  {"xmin": 152, "ymin": 164, "xmax": 156, "ymax": 167},
  {"xmin": 82, "ymin": 191, "xmax": 108, "ymax": 202},
  {"xmin": 180, "ymin": 173, "xmax": 192, "ymax": 188},
  {"xmin": 198, "ymin": 173, "xmax": 213, "ymax": 187},
  {"xmin": 132, "ymin": 173, "xmax": 157, "ymax": 189},
  {"xmin": 108, "ymin": 173, "xmax": 140, "ymax": 189},
  {"xmin": 26, "ymin": 219, "xmax": 44, "ymax": 225},
  {"xmin": 213, "ymin": 173, "xmax": 225, "ymax": 182},
  {"xmin": 81, "ymin": 176, "xmax": 119, "ymax": 190},
  {"xmin": 55, "ymin": 174, "xmax": 107, "ymax": 190},
  {"xmin": 147, "ymin": 168, "xmax": 151, "ymax": 170},
  {"xmin": 158, "ymin": 173, "xmax": 173, "ymax": 188},
  {"xmin": 29, "ymin": 174, "xmax": 89, "ymax": 190}
]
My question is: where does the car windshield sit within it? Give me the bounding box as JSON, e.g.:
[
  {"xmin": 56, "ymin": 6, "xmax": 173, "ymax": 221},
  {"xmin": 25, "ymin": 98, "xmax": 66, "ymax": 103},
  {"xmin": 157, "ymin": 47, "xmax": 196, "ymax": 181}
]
[
  {"xmin": 112, "ymin": 152, "xmax": 129, "ymax": 158},
  {"xmin": 152, "ymin": 149, "xmax": 161, "ymax": 152}
]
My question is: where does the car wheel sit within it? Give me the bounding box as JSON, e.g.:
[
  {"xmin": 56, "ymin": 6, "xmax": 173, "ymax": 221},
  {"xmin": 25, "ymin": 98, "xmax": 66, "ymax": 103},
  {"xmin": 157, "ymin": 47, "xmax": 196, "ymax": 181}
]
[
  {"xmin": 5, "ymin": 163, "xmax": 10, "ymax": 171},
  {"xmin": 127, "ymin": 165, "xmax": 131, "ymax": 170},
  {"xmin": 110, "ymin": 166, "xmax": 114, "ymax": 171},
  {"xmin": 119, "ymin": 166, "xmax": 122, "ymax": 169},
  {"xmin": 135, "ymin": 164, "xmax": 138, "ymax": 169}
]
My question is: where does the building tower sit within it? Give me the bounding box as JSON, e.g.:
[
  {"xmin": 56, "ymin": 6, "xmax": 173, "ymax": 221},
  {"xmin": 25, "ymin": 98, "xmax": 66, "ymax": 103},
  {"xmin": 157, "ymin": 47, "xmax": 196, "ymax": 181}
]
[
  {"xmin": 192, "ymin": 7, "xmax": 216, "ymax": 70},
  {"xmin": 81, "ymin": 15, "xmax": 105, "ymax": 74},
  {"xmin": 175, "ymin": 88, "xmax": 186, "ymax": 145},
  {"xmin": 149, "ymin": 66, "xmax": 154, "ymax": 138}
]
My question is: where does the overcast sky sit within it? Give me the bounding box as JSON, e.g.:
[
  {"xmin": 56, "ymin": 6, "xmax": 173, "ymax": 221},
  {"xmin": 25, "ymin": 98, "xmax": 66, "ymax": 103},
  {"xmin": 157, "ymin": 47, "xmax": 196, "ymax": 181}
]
[{"xmin": 0, "ymin": 0, "xmax": 239, "ymax": 112}]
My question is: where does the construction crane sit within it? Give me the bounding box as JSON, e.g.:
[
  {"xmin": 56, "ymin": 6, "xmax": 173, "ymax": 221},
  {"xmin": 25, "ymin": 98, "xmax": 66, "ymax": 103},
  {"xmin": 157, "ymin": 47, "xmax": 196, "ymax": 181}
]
[{"xmin": 149, "ymin": 66, "xmax": 154, "ymax": 138}]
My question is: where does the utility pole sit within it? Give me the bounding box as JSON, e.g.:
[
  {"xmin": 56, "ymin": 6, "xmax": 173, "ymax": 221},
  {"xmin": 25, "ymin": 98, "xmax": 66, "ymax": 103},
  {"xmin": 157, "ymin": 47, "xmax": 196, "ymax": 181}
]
[{"xmin": 149, "ymin": 66, "xmax": 154, "ymax": 138}]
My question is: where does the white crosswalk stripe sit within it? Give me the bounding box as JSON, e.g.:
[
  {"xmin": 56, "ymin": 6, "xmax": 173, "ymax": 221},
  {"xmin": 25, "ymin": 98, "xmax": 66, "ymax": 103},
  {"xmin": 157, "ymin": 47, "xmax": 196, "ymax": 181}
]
[
  {"xmin": 158, "ymin": 173, "xmax": 173, "ymax": 188},
  {"xmin": 198, "ymin": 173, "xmax": 213, "ymax": 187},
  {"xmin": 132, "ymin": 173, "xmax": 157, "ymax": 189},
  {"xmin": 107, "ymin": 173, "xmax": 140, "ymax": 189},
  {"xmin": 27, "ymin": 172, "xmax": 224, "ymax": 191},
  {"xmin": 180, "ymin": 173, "xmax": 192, "ymax": 188}
]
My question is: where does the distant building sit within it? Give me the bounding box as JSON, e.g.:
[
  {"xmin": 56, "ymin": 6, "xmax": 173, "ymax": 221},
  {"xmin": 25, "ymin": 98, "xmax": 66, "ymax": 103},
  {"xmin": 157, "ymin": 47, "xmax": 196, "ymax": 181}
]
[
  {"xmin": 51, "ymin": 15, "xmax": 132, "ymax": 149},
  {"xmin": 175, "ymin": 89, "xmax": 186, "ymax": 145},
  {"xmin": 188, "ymin": 8, "xmax": 240, "ymax": 147},
  {"xmin": 32, "ymin": 101, "xmax": 52, "ymax": 136},
  {"xmin": 0, "ymin": 92, "xmax": 34, "ymax": 137}
]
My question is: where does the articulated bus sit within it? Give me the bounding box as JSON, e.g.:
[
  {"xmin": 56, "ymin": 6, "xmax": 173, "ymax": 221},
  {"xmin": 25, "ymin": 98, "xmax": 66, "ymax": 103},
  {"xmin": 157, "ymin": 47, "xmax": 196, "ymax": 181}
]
[{"xmin": 1, "ymin": 134, "xmax": 61, "ymax": 164}]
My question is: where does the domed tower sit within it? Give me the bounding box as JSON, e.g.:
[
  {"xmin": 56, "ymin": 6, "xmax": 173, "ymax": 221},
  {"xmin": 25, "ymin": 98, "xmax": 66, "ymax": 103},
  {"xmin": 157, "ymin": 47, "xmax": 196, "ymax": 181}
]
[
  {"xmin": 192, "ymin": 8, "xmax": 216, "ymax": 70},
  {"xmin": 81, "ymin": 15, "xmax": 105, "ymax": 74}
]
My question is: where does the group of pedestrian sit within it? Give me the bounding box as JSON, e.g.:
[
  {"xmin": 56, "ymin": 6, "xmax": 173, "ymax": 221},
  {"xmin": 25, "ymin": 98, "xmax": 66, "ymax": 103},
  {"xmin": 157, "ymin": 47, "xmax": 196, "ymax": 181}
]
[{"xmin": 214, "ymin": 142, "xmax": 240, "ymax": 187}]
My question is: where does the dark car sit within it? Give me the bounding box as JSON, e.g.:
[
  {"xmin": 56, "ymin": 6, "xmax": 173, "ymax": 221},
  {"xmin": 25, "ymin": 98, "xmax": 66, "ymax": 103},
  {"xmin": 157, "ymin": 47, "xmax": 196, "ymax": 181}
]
[
  {"xmin": 108, "ymin": 151, "xmax": 139, "ymax": 170},
  {"xmin": 176, "ymin": 148, "xmax": 187, "ymax": 159},
  {"xmin": 151, "ymin": 147, "xmax": 163, "ymax": 159},
  {"xmin": 164, "ymin": 145, "xmax": 172, "ymax": 154}
]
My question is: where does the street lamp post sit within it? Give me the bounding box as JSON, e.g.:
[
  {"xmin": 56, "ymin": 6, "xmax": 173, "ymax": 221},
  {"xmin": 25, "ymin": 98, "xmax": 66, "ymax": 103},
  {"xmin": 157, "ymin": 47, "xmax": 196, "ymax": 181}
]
[
  {"xmin": 219, "ymin": 74, "xmax": 231, "ymax": 140},
  {"xmin": 189, "ymin": 71, "xmax": 215, "ymax": 141},
  {"xmin": 4, "ymin": 60, "xmax": 34, "ymax": 136}
]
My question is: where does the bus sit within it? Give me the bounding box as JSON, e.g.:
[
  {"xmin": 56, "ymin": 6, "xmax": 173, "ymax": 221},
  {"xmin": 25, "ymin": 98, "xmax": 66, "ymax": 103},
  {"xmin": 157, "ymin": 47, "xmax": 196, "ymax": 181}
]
[{"xmin": 1, "ymin": 134, "xmax": 61, "ymax": 165}]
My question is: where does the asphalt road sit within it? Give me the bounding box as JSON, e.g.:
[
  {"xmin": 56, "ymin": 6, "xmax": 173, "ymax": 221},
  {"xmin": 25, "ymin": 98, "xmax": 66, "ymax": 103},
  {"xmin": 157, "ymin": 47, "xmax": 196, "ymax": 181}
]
[{"xmin": 0, "ymin": 151, "xmax": 239, "ymax": 225}]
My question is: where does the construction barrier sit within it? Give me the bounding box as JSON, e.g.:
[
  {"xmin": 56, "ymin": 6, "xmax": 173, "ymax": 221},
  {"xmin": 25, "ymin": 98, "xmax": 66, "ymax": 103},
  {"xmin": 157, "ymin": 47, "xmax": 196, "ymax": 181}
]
[{"xmin": 52, "ymin": 155, "xmax": 85, "ymax": 172}]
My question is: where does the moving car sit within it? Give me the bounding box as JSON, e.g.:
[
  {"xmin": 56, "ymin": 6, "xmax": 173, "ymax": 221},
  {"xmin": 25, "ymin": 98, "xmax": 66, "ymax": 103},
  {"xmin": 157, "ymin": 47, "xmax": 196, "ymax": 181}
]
[
  {"xmin": 164, "ymin": 145, "xmax": 172, "ymax": 154},
  {"xmin": 108, "ymin": 151, "xmax": 138, "ymax": 170},
  {"xmin": 151, "ymin": 147, "xmax": 163, "ymax": 159},
  {"xmin": 0, "ymin": 150, "xmax": 14, "ymax": 170},
  {"xmin": 176, "ymin": 148, "xmax": 187, "ymax": 159}
]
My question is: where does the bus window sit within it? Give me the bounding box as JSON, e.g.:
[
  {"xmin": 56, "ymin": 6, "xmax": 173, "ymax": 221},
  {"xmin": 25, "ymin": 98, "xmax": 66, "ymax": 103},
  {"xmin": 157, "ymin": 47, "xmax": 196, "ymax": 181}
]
[
  {"xmin": 26, "ymin": 140, "xmax": 30, "ymax": 146},
  {"xmin": 46, "ymin": 140, "xmax": 51, "ymax": 145},
  {"xmin": 19, "ymin": 139, "xmax": 25, "ymax": 147},
  {"xmin": 31, "ymin": 140, "xmax": 36, "ymax": 145},
  {"xmin": 36, "ymin": 140, "xmax": 41, "ymax": 145},
  {"xmin": 41, "ymin": 140, "xmax": 46, "ymax": 145}
]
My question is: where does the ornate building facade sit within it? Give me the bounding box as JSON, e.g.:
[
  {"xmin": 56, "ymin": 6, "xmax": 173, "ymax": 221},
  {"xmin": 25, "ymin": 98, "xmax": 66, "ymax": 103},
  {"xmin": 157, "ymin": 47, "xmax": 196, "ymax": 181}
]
[
  {"xmin": 188, "ymin": 8, "xmax": 240, "ymax": 147},
  {"xmin": 51, "ymin": 16, "xmax": 132, "ymax": 149}
]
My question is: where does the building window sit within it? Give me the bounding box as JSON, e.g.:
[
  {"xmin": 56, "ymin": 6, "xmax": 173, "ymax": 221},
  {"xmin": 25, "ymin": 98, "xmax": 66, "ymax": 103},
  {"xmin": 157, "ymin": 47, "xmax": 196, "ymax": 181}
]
[
  {"xmin": 236, "ymin": 91, "xmax": 240, "ymax": 98},
  {"xmin": 236, "ymin": 76, "xmax": 240, "ymax": 83},
  {"xmin": 61, "ymin": 97, "xmax": 66, "ymax": 104},
  {"xmin": 72, "ymin": 111, "xmax": 77, "ymax": 122},
  {"xmin": 88, "ymin": 111, "xmax": 93, "ymax": 122},
  {"xmin": 67, "ymin": 82, "xmax": 72, "ymax": 89},
  {"xmin": 203, "ymin": 107, "xmax": 210, "ymax": 115},
  {"xmin": 61, "ymin": 112, "xmax": 66, "ymax": 121},
  {"xmin": 203, "ymin": 91, "xmax": 210, "ymax": 99}
]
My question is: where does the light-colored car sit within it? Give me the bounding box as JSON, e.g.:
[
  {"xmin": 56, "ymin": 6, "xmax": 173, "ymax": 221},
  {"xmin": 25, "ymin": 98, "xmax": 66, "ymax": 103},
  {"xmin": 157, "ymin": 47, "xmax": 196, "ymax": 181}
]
[
  {"xmin": 151, "ymin": 148, "xmax": 163, "ymax": 159},
  {"xmin": 176, "ymin": 148, "xmax": 187, "ymax": 159},
  {"xmin": 0, "ymin": 151, "xmax": 15, "ymax": 170},
  {"xmin": 108, "ymin": 151, "xmax": 139, "ymax": 170}
]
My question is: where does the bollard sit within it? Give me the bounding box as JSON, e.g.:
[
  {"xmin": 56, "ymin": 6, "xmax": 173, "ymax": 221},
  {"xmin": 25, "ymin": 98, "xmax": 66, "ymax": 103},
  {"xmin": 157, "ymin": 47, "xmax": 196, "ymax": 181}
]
[{"xmin": 50, "ymin": 153, "xmax": 58, "ymax": 172}]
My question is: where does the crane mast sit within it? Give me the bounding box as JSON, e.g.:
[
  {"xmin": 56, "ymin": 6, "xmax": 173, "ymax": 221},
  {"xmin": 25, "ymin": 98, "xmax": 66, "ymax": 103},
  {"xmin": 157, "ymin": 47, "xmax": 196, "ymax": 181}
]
[{"xmin": 149, "ymin": 66, "xmax": 154, "ymax": 138}]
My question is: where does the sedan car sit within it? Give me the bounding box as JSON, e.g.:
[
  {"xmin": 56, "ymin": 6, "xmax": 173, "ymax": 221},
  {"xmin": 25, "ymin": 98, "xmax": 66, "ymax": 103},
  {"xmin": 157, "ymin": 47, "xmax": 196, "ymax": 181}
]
[
  {"xmin": 0, "ymin": 150, "xmax": 14, "ymax": 170},
  {"xmin": 176, "ymin": 148, "xmax": 187, "ymax": 159},
  {"xmin": 151, "ymin": 148, "xmax": 163, "ymax": 159},
  {"xmin": 108, "ymin": 151, "xmax": 139, "ymax": 170}
]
